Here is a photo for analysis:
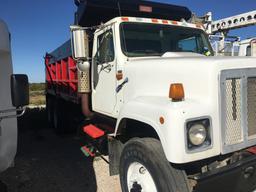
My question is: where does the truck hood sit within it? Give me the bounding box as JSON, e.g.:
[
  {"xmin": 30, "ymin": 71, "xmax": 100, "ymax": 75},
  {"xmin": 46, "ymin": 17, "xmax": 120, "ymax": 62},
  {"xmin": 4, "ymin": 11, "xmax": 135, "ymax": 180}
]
[{"xmin": 123, "ymin": 56, "xmax": 256, "ymax": 102}]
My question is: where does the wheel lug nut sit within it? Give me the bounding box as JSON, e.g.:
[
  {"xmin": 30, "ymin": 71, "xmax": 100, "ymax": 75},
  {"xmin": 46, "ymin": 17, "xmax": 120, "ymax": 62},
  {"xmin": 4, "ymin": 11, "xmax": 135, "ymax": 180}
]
[{"xmin": 139, "ymin": 166, "xmax": 146, "ymax": 174}]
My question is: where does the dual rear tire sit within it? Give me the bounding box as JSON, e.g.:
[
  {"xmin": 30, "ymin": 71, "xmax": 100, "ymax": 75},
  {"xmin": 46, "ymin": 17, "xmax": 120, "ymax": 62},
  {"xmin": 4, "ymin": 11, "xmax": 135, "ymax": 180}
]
[{"xmin": 46, "ymin": 94, "xmax": 74, "ymax": 134}]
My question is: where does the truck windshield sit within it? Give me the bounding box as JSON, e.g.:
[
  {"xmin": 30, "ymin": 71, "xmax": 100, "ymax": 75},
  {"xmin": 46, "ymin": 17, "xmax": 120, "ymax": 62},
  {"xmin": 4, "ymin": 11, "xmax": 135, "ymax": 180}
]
[{"xmin": 120, "ymin": 22, "xmax": 213, "ymax": 57}]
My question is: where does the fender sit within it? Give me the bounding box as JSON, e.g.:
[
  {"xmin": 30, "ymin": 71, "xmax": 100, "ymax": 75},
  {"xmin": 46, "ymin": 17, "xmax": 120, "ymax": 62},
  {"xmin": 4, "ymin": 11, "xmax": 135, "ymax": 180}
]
[
  {"xmin": 114, "ymin": 96, "xmax": 221, "ymax": 163},
  {"xmin": 114, "ymin": 96, "xmax": 170, "ymax": 160}
]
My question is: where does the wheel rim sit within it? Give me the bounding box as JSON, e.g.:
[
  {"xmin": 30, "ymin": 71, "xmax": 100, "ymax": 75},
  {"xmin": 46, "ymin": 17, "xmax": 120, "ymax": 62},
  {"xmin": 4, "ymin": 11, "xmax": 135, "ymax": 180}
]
[{"xmin": 127, "ymin": 162, "xmax": 157, "ymax": 192}]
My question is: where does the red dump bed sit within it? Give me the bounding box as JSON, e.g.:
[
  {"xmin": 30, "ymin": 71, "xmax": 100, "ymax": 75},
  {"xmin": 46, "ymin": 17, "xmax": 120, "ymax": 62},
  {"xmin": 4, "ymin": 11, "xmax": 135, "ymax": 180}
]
[{"xmin": 45, "ymin": 40, "xmax": 79, "ymax": 103}]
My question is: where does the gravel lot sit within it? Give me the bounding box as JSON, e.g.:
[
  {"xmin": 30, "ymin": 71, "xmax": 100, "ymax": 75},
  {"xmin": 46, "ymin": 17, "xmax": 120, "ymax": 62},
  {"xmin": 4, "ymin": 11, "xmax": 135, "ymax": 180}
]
[
  {"xmin": 0, "ymin": 108, "xmax": 120, "ymax": 192},
  {"xmin": 1, "ymin": 108, "xmax": 256, "ymax": 192}
]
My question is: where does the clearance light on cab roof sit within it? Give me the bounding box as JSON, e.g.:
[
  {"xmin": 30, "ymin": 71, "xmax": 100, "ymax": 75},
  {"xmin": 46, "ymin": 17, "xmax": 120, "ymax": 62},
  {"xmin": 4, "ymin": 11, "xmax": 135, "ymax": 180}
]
[
  {"xmin": 162, "ymin": 20, "xmax": 169, "ymax": 24},
  {"xmin": 171, "ymin": 21, "xmax": 178, "ymax": 25},
  {"xmin": 169, "ymin": 83, "xmax": 185, "ymax": 102},
  {"xmin": 120, "ymin": 17, "xmax": 203, "ymax": 30},
  {"xmin": 121, "ymin": 17, "xmax": 129, "ymax": 21},
  {"xmin": 139, "ymin": 5, "xmax": 152, "ymax": 13},
  {"xmin": 152, "ymin": 19, "xmax": 158, "ymax": 23}
]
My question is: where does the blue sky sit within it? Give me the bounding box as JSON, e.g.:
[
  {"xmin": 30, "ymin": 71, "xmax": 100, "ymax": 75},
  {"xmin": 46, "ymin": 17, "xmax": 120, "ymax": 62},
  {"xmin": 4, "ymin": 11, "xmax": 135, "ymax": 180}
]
[{"xmin": 0, "ymin": 0, "xmax": 255, "ymax": 82}]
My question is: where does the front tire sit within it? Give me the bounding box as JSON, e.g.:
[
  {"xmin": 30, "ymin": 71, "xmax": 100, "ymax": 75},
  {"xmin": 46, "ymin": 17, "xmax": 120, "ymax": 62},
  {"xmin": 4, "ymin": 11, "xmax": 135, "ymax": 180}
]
[{"xmin": 120, "ymin": 138, "xmax": 190, "ymax": 192}]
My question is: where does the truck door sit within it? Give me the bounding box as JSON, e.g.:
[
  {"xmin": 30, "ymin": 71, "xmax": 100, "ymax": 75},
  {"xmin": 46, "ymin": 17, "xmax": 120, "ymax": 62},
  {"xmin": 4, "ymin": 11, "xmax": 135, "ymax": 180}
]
[{"xmin": 92, "ymin": 27, "xmax": 117, "ymax": 116}]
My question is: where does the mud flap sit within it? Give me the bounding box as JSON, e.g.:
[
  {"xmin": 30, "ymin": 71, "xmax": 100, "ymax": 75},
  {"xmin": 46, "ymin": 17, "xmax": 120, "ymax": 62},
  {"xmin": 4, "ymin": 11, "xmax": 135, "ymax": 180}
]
[{"xmin": 108, "ymin": 137, "xmax": 123, "ymax": 176}]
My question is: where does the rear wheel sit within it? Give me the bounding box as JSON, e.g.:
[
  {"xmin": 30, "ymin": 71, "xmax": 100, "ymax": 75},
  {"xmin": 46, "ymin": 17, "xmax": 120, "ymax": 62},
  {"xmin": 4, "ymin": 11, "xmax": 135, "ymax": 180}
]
[
  {"xmin": 52, "ymin": 97, "xmax": 78, "ymax": 134},
  {"xmin": 46, "ymin": 94, "xmax": 54, "ymax": 128},
  {"xmin": 53, "ymin": 99, "xmax": 64, "ymax": 133},
  {"xmin": 53, "ymin": 99, "xmax": 73, "ymax": 134},
  {"xmin": 120, "ymin": 138, "xmax": 190, "ymax": 192}
]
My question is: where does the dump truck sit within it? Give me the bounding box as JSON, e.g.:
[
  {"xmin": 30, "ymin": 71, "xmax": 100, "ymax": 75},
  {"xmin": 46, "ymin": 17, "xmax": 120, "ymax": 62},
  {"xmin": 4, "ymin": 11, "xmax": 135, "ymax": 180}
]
[
  {"xmin": 45, "ymin": 1, "xmax": 256, "ymax": 191},
  {"xmin": 0, "ymin": 19, "xmax": 29, "ymax": 172}
]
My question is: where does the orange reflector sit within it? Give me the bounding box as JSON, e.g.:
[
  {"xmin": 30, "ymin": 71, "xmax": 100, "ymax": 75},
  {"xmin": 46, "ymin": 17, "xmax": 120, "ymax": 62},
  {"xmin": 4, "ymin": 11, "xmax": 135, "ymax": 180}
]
[
  {"xmin": 171, "ymin": 21, "xmax": 178, "ymax": 25},
  {"xmin": 122, "ymin": 17, "xmax": 129, "ymax": 21},
  {"xmin": 169, "ymin": 83, "xmax": 185, "ymax": 101},
  {"xmin": 159, "ymin": 117, "xmax": 165, "ymax": 124},
  {"xmin": 139, "ymin": 5, "xmax": 152, "ymax": 13},
  {"xmin": 162, "ymin": 20, "xmax": 169, "ymax": 24},
  {"xmin": 152, "ymin": 19, "xmax": 158, "ymax": 23}
]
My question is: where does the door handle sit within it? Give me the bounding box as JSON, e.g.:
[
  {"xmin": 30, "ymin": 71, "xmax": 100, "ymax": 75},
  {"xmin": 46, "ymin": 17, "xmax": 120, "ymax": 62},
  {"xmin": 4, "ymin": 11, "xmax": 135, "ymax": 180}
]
[{"xmin": 100, "ymin": 63, "xmax": 112, "ymax": 73}]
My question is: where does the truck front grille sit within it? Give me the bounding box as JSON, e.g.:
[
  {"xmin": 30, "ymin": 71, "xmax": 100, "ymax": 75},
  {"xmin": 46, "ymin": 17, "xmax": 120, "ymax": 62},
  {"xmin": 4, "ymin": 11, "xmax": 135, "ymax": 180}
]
[
  {"xmin": 247, "ymin": 77, "xmax": 256, "ymax": 137},
  {"xmin": 220, "ymin": 69, "xmax": 256, "ymax": 154},
  {"xmin": 224, "ymin": 78, "xmax": 243, "ymax": 145}
]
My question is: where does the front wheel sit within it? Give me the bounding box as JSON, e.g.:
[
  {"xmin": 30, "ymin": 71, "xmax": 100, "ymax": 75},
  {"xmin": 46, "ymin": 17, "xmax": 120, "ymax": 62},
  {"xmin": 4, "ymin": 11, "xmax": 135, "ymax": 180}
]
[{"xmin": 119, "ymin": 138, "xmax": 190, "ymax": 192}]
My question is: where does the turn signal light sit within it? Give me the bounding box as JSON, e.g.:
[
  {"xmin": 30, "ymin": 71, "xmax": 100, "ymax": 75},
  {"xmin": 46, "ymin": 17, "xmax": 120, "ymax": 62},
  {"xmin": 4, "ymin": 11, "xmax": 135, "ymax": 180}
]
[{"xmin": 169, "ymin": 83, "xmax": 185, "ymax": 101}]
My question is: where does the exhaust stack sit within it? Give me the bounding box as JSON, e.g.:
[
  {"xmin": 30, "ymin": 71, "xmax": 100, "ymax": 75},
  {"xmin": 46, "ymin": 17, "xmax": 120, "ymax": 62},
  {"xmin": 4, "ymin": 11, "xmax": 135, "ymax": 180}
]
[{"xmin": 70, "ymin": 25, "xmax": 93, "ymax": 118}]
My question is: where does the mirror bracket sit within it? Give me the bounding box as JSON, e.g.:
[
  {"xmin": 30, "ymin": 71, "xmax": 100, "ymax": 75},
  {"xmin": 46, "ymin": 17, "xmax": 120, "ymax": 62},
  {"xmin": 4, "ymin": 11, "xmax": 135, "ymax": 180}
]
[{"xmin": 0, "ymin": 107, "xmax": 26, "ymax": 121}]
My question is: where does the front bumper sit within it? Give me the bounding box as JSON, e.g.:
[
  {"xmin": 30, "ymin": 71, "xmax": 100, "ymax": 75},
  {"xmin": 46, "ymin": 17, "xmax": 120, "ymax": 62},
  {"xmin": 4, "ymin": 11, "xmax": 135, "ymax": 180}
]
[{"xmin": 192, "ymin": 155, "xmax": 256, "ymax": 192}]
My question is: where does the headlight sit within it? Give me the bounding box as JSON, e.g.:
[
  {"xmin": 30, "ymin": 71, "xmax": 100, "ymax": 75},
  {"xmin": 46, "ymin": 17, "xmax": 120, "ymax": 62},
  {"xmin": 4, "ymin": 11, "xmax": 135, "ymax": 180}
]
[
  {"xmin": 188, "ymin": 124, "xmax": 207, "ymax": 146},
  {"xmin": 186, "ymin": 118, "xmax": 211, "ymax": 151}
]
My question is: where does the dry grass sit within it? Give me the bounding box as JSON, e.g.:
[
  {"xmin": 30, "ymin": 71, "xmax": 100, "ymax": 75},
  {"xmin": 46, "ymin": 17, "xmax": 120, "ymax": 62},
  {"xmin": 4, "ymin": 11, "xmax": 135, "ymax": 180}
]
[
  {"xmin": 30, "ymin": 93, "xmax": 45, "ymax": 106},
  {"xmin": 29, "ymin": 84, "xmax": 46, "ymax": 106}
]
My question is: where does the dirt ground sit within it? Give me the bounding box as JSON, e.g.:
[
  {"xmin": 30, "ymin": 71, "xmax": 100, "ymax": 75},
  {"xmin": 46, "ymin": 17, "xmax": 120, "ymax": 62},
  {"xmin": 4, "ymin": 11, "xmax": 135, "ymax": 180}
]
[{"xmin": 0, "ymin": 107, "xmax": 120, "ymax": 192}]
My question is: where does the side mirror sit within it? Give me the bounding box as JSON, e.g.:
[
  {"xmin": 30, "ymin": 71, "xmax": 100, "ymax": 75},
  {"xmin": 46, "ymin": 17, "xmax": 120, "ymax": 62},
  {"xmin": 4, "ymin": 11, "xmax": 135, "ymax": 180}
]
[
  {"xmin": 11, "ymin": 74, "xmax": 29, "ymax": 107},
  {"xmin": 70, "ymin": 25, "xmax": 89, "ymax": 60}
]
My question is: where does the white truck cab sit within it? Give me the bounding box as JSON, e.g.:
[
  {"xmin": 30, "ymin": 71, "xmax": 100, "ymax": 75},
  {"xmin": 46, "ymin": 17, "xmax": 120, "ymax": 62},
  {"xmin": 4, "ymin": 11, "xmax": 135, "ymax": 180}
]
[
  {"xmin": 91, "ymin": 17, "xmax": 212, "ymax": 119},
  {"xmin": 0, "ymin": 19, "xmax": 29, "ymax": 173}
]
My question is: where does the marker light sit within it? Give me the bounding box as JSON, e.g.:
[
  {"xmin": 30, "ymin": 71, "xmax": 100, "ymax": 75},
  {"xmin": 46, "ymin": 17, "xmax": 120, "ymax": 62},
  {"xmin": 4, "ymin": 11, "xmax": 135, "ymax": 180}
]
[
  {"xmin": 139, "ymin": 5, "xmax": 152, "ymax": 13},
  {"xmin": 121, "ymin": 17, "xmax": 129, "ymax": 21},
  {"xmin": 169, "ymin": 83, "xmax": 185, "ymax": 101}
]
